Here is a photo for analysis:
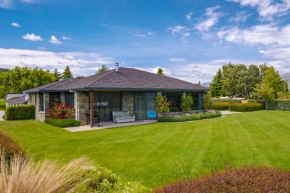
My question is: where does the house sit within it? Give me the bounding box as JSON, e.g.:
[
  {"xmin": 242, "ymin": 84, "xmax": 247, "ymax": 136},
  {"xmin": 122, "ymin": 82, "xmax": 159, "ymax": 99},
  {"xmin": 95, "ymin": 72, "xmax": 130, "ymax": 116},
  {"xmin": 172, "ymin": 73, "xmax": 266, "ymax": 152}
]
[
  {"xmin": 5, "ymin": 93, "xmax": 28, "ymax": 107},
  {"xmin": 23, "ymin": 64, "xmax": 209, "ymax": 127}
]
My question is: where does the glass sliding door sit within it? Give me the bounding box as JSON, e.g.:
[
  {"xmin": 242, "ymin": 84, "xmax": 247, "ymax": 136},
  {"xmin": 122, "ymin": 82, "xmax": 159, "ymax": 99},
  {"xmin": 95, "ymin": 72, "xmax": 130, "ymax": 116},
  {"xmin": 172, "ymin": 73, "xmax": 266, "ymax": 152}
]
[
  {"xmin": 134, "ymin": 92, "xmax": 157, "ymax": 120},
  {"xmin": 92, "ymin": 92, "xmax": 121, "ymax": 122}
]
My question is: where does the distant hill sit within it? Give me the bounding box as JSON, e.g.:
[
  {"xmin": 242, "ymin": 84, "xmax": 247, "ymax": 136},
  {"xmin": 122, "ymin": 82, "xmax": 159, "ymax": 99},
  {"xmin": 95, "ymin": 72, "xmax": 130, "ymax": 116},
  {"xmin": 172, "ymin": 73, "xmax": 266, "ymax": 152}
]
[
  {"xmin": 201, "ymin": 82, "xmax": 211, "ymax": 88},
  {"xmin": 0, "ymin": 68, "xmax": 9, "ymax": 73}
]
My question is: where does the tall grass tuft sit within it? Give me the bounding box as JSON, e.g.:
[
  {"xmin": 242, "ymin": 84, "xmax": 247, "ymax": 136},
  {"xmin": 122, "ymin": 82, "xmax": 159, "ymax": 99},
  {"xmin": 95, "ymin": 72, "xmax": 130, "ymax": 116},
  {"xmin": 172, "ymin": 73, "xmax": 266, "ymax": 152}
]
[{"xmin": 0, "ymin": 149, "xmax": 90, "ymax": 193}]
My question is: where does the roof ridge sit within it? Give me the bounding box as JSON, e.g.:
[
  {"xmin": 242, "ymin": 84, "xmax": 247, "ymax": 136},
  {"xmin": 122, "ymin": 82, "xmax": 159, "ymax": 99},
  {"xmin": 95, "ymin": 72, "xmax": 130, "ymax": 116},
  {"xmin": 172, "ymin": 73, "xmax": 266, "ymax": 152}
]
[{"xmin": 87, "ymin": 69, "xmax": 116, "ymax": 87}]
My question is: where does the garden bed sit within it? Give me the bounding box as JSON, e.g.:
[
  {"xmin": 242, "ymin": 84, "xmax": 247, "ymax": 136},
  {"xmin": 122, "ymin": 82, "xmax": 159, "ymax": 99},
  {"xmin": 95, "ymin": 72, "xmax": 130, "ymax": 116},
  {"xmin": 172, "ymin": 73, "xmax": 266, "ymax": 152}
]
[{"xmin": 158, "ymin": 111, "xmax": 222, "ymax": 122}]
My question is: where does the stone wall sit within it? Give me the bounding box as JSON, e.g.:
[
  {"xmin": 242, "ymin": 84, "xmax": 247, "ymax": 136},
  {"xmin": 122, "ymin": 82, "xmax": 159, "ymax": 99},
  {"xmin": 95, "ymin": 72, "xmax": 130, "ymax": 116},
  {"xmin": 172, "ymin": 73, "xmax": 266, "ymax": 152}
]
[
  {"xmin": 75, "ymin": 91, "xmax": 89, "ymax": 124},
  {"xmin": 28, "ymin": 93, "xmax": 49, "ymax": 122},
  {"xmin": 122, "ymin": 92, "xmax": 134, "ymax": 115}
]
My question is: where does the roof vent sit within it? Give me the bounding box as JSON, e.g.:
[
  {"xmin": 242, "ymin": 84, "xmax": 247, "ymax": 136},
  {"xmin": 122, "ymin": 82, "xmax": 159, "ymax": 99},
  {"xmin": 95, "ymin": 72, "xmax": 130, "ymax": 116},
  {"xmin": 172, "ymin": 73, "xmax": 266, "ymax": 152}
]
[{"xmin": 116, "ymin": 62, "xmax": 119, "ymax": 72}]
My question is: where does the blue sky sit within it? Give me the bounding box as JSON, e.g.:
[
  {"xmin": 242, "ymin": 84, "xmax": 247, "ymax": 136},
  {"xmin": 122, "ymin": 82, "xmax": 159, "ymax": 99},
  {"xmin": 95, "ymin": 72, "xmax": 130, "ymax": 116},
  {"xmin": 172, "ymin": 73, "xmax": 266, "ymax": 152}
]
[{"xmin": 1, "ymin": 0, "xmax": 290, "ymax": 83}]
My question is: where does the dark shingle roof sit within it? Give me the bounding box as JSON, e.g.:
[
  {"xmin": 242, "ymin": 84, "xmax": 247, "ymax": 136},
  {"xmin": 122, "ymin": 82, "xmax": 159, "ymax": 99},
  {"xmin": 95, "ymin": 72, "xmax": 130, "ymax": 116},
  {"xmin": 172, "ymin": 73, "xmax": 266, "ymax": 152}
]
[
  {"xmin": 6, "ymin": 96, "xmax": 28, "ymax": 104},
  {"xmin": 24, "ymin": 68, "xmax": 208, "ymax": 93}
]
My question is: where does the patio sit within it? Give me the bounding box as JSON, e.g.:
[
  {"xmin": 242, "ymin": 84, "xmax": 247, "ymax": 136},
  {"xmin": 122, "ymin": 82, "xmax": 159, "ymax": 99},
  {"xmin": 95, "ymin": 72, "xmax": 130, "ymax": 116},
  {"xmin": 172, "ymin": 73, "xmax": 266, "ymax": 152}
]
[{"xmin": 64, "ymin": 120, "xmax": 157, "ymax": 132}]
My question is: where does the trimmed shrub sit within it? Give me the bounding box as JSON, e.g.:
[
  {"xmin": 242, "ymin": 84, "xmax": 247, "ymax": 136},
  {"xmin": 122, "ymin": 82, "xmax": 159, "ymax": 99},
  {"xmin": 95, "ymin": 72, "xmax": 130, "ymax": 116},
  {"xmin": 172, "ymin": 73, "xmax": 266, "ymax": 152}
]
[
  {"xmin": 155, "ymin": 167, "xmax": 290, "ymax": 193},
  {"xmin": 0, "ymin": 130, "xmax": 26, "ymax": 158},
  {"xmin": 229, "ymin": 103, "xmax": 264, "ymax": 112},
  {"xmin": 268, "ymin": 100, "xmax": 290, "ymax": 111},
  {"xmin": 45, "ymin": 119, "xmax": 81, "ymax": 128},
  {"xmin": 211, "ymin": 99, "xmax": 242, "ymax": 104},
  {"xmin": 248, "ymin": 99, "xmax": 264, "ymax": 103},
  {"xmin": 212, "ymin": 102, "xmax": 230, "ymax": 110},
  {"xmin": 158, "ymin": 111, "xmax": 222, "ymax": 122},
  {"xmin": 5, "ymin": 105, "xmax": 35, "ymax": 120}
]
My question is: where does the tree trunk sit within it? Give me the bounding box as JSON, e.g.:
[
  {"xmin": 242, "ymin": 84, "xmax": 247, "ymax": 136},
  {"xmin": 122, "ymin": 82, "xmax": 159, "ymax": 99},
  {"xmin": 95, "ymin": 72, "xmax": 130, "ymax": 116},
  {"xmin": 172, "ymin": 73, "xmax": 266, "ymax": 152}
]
[{"xmin": 265, "ymin": 100, "xmax": 268, "ymax": 110}]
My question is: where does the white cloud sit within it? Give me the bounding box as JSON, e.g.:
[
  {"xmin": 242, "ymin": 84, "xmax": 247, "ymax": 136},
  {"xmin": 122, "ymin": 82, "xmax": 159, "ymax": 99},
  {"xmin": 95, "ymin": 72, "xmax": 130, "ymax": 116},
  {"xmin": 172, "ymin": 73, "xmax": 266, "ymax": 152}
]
[
  {"xmin": 62, "ymin": 36, "xmax": 71, "ymax": 40},
  {"xmin": 259, "ymin": 48, "xmax": 290, "ymax": 72},
  {"xmin": 229, "ymin": 11, "xmax": 252, "ymax": 22},
  {"xmin": 49, "ymin": 35, "xmax": 62, "ymax": 45},
  {"xmin": 147, "ymin": 32, "xmax": 155, "ymax": 36},
  {"xmin": 167, "ymin": 25, "xmax": 188, "ymax": 35},
  {"xmin": 0, "ymin": 47, "xmax": 114, "ymax": 77},
  {"xmin": 0, "ymin": 0, "xmax": 12, "ymax": 8},
  {"xmin": 22, "ymin": 33, "xmax": 43, "ymax": 41},
  {"xmin": 217, "ymin": 24, "xmax": 290, "ymax": 46},
  {"xmin": 186, "ymin": 12, "xmax": 193, "ymax": 20},
  {"xmin": 37, "ymin": 47, "xmax": 46, "ymax": 50},
  {"xmin": 169, "ymin": 58, "xmax": 187, "ymax": 62},
  {"xmin": 195, "ymin": 6, "xmax": 226, "ymax": 31},
  {"xmin": 134, "ymin": 33, "xmax": 146, "ymax": 38},
  {"xmin": 227, "ymin": 0, "xmax": 290, "ymax": 21},
  {"xmin": 11, "ymin": 22, "xmax": 21, "ymax": 28}
]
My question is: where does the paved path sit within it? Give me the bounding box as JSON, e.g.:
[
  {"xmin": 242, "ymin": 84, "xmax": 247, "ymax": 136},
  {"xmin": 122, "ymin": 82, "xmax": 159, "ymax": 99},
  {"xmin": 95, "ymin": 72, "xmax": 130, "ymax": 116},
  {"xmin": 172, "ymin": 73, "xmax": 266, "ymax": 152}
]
[
  {"xmin": 220, "ymin": 111, "xmax": 241, "ymax": 115},
  {"xmin": 0, "ymin": 111, "xmax": 4, "ymax": 121}
]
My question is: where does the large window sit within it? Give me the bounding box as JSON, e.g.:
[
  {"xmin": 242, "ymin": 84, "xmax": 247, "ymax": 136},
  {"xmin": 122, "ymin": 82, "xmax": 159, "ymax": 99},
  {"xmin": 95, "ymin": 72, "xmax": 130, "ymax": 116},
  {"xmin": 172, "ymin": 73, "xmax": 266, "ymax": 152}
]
[
  {"xmin": 134, "ymin": 92, "xmax": 157, "ymax": 120},
  {"xmin": 162, "ymin": 92, "xmax": 182, "ymax": 112},
  {"xmin": 65, "ymin": 92, "xmax": 75, "ymax": 107},
  {"xmin": 188, "ymin": 92, "xmax": 199, "ymax": 110},
  {"xmin": 39, "ymin": 93, "xmax": 44, "ymax": 112},
  {"xmin": 49, "ymin": 92, "xmax": 60, "ymax": 104}
]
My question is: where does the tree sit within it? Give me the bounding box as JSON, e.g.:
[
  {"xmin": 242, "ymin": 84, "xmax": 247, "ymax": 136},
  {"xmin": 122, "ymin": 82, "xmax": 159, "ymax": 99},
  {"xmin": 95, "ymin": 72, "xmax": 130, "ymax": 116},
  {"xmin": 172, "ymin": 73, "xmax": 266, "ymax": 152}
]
[
  {"xmin": 157, "ymin": 68, "xmax": 164, "ymax": 76},
  {"xmin": 53, "ymin": 69, "xmax": 62, "ymax": 81},
  {"xmin": 210, "ymin": 69, "xmax": 224, "ymax": 97},
  {"xmin": 0, "ymin": 66, "xmax": 55, "ymax": 98},
  {"xmin": 254, "ymin": 82, "xmax": 275, "ymax": 110},
  {"xmin": 96, "ymin": 65, "xmax": 110, "ymax": 74},
  {"xmin": 156, "ymin": 95, "xmax": 169, "ymax": 115},
  {"xmin": 63, "ymin": 66, "xmax": 73, "ymax": 79},
  {"xmin": 263, "ymin": 66, "xmax": 283, "ymax": 96},
  {"xmin": 203, "ymin": 93, "xmax": 213, "ymax": 110},
  {"xmin": 222, "ymin": 63, "xmax": 237, "ymax": 97},
  {"xmin": 247, "ymin": 65, "xmax": 261, "ymax": 98},
  {"xmin": 181, "ymin": 95, "xmax": 193, "ymax": 112}
]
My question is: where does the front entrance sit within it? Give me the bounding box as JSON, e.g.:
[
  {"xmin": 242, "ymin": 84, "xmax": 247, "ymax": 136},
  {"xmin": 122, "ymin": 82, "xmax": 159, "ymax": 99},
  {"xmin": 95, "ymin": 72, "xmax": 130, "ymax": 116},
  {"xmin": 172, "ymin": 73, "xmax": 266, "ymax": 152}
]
[
  {"xmin": 134, "ymin": 92, "xmax": 157, "ymax": 120},
  {"xmin": 93, "ymin": 92, "xmax": 121, "ymax": 122}
]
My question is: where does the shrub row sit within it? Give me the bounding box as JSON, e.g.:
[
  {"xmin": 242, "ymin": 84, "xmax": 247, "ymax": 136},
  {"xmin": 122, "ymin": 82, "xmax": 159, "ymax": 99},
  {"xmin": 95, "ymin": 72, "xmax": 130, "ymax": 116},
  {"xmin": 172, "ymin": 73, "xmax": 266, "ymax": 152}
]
[
  {"xmin": 0, "ymin": 130, "xmax": 26, "ymax": 159},
  {"xmin": 45, "ymin": 119, "xmax": 81, "ymax": 128},
  {"xmin": 268, "ymin": 100, "xmax": 290, "ymax": 111},
  {"xmin": 155, "ymin": 167, "xmax": 290, "ymax": 193},
  {"xmin": 247, "ymin": 99, "xmax": 264, "ymax": 103},
  {"xmin": 5, "ymin": 105, "xmax": 35, "ymax": 120},
  {"xmin": 211, "ymin": 99, "xmax": 242, "ymax": 104},
  {"xmin": 212, "ymin": 102, "xmax": 230, "ymax": 110},
  {"xmin": 229, "ymin": 103, "xmax": 264, "ymax": 112},
  {"xmin": 158, "ymin": 111, "xmax": 222, "ymax": 122}
]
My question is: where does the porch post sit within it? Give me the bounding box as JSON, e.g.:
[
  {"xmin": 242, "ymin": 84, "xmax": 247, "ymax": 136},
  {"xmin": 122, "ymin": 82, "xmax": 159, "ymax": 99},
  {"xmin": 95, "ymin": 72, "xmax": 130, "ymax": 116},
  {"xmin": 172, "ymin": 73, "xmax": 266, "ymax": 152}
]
[
  {"xmin": 90, "ymin": 91, "xmax": 94, "ymax": 128},
  {"xmin": 182, "ymin": 91, "xmax": 186, "ymax": 99},
  {"xmin": 198, "ymin": 92, "xmax": 203, "ymax": 110}
]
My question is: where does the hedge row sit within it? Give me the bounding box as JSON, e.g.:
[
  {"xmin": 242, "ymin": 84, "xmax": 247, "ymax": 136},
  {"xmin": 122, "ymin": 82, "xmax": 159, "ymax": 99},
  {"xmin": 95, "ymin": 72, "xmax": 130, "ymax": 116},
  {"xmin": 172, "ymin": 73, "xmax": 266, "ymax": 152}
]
[
  {"xmin": 5, "ymin": 105, "xmax": 35, "ymax": 120},
  {"xmin": 212, "ymin": 102, "xmax": 230, "ymax": 110},
  {"xmin": 268, "ymin": 100, "xmax": 290, "ymax": 111},
  {"xmin": 211, "ymin": 99, "xmax": 242, "ymax": 104},
  {"xmin": 158, "ymin": 111, "xmax": 222, "ymax": 122},
  {"xmin": 229, "ymin": 103, "xmax": 264, "ymax": 112},
  {"xmin": 44, "ymin": 119, "xmax": 81, "ymax": 128}
]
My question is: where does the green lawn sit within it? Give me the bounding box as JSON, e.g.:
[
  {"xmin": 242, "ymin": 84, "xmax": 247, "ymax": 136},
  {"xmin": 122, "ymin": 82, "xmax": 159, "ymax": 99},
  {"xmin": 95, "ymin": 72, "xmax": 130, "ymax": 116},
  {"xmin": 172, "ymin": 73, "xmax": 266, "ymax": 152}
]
[
  {"xmin": 0, "ymin": 100, "xmax": 5, "ymax": 110},
  {"xmin": 1, "ymin": 111, "xmax": 290, "ymax": 188}
]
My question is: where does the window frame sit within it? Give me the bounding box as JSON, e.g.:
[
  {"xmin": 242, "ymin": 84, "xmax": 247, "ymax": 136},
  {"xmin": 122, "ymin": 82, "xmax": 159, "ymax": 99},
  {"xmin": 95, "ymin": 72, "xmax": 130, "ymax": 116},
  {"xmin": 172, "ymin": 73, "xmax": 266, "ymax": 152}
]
[{"xmin": 39, "ymin": 93, "xmax": 44, "ymax": 112}]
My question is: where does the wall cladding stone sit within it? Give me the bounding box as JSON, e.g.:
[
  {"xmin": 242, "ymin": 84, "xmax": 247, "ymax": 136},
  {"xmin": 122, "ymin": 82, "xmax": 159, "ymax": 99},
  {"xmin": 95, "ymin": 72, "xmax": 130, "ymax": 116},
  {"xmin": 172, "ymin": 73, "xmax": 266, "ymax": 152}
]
[
  {"xmin": 122, "ymin": 92, "xmax": 134, "ymax": 115},
  {"xmin": 28, "ymin": 93, "xmax": 49, "ymax": 122},
  {"xmin": 75, "ymin": 91, "xmax": 89, "ymax": 124}
]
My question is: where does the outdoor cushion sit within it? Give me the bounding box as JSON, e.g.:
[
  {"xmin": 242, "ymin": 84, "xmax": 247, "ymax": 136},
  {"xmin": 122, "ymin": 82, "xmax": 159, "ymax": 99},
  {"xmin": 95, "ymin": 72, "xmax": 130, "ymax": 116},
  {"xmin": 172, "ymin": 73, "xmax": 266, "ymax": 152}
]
[{"xmin": 112, "ymin": 111, "xmax": 135, "ymax": 123}]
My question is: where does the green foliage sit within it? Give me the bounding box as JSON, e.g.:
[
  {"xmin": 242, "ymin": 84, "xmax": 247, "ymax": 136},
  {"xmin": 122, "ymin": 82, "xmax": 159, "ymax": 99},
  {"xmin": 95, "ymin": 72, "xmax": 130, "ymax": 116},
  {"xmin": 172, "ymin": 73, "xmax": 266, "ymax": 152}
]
[
  {"xmin": 156, "ymin": 95, "xmax": 169, "ymax": 115},
  {"xmin": 0, "ymin": 100, "xmax": 5, "ymax": 110},
  {"xmin": 5, "ymin": 105, "xmax": 35, "ymax": 120},
  {"xmin": 248, "ymin": 99, "xmax": 264, "ymax": 103},
  {"xmin": 229, "ymin": 103, "xmax": 264, "ymax": 112},
  {"xmin": 267, "ymin": 100, "xmax": 290, "ymax": 111},
  {"xmin": 96, "ymin": 65, "xmax": 110, "ymax": 74},
  {"xmin": 181, "ymin": 95, "xmax": 193, "ymax": 112},
  {"xmin": 254, "ymin": 82, "xmax": 275, "ymax": 110},
  {"xmin": 211, "ymin": 99, "xmax": 242, "ymax": 103},
  {"xmin": 157, "ymin": 68, "xmax": 164, "ymax": 76},
  {"xmin": 44, "ymin": 119, "xmax": 80, "ymax": 128},
  {"xmin": 203, "ymin": 93, "xmax": 213, "ymax": 110},
  {"xmin": 212, "ymin": 102, "xmax": 230, "ymax": 110},
  {"xmin": 158, "ymin": 111, "xmax": 222, "ymax": 122},
  {"xmin": 0, "ymin": 66, "xmax": 55, "ymax": 99},
  {"xmin": 277, "ymin": 91, "xmax": 290, "ymax": 99},
  {"xmin": 63, "ymin": 65, "xmax": 73, "ymax": 79},
  {"xmin": 53, "ymin": 69, "xmax": 62, "ymax": 81},
  {"xmin": 75, "ymin": 167, "xmax": 149, "ymax": 193},
  {"xmin": 0, "ymin": 130, "xmax": 26, "ymax": 159},
  {"xmin": 210, "ymin": 69, "xmax": 224, "ymax": 97},
  {"xmin": 0, "ymin": 68, "xmax": 9, "ymax": 73},
  {"xmin": 262, "ymin": 66, "xmax": 283, "ymax": 96}
]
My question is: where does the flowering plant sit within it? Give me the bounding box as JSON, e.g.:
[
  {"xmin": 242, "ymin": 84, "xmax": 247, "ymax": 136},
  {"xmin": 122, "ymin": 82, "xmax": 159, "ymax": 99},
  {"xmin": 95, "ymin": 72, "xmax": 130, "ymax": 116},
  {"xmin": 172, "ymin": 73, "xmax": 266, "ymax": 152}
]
[{"xmin": 47, "ymin": 99, "xmax": 75, "ymax": 119}]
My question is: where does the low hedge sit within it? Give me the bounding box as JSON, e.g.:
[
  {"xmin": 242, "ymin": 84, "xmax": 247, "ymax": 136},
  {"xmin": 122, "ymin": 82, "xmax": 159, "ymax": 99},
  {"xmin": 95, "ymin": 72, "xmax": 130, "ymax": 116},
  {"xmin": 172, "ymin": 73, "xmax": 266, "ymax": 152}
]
[
  {"xmin": 211, "ymin": 99, "xmax": 242, "ymax": 104},
  {"xmin": 248, "ymin": 99, "xmax": 264, "ymax": 103},
  {"xmin": 212, "ymin": 102, "xmax": 230, "ymax": 110},
  {"xmin": 5, "ymin": 105, "xmax": 35, "ymax": 120},
  {"xmin": 268, "ymin": 100, "xmax": 290, "ymax": 111},
  {"xmin": 158, "ymin": 111, "xmax": 222, "ymax": 122},
  {"xmin": 45, "ymin": 119, "xmax": 81, "ymax": 128},
  {"xmin": 0, "ymin": 130, "xmax": 26, "ymax": 159},
  {"xmin": 229, "ymin": 103, "xmax": 264, "ymax": 112}
]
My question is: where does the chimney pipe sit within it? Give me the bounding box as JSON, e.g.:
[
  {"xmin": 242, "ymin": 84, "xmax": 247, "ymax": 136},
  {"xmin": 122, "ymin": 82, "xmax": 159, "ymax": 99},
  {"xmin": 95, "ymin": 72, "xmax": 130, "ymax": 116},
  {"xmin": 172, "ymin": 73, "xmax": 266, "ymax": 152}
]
[{"xmin": 116, "ymin": 62, "xmax": 119, "ymax": 72}]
